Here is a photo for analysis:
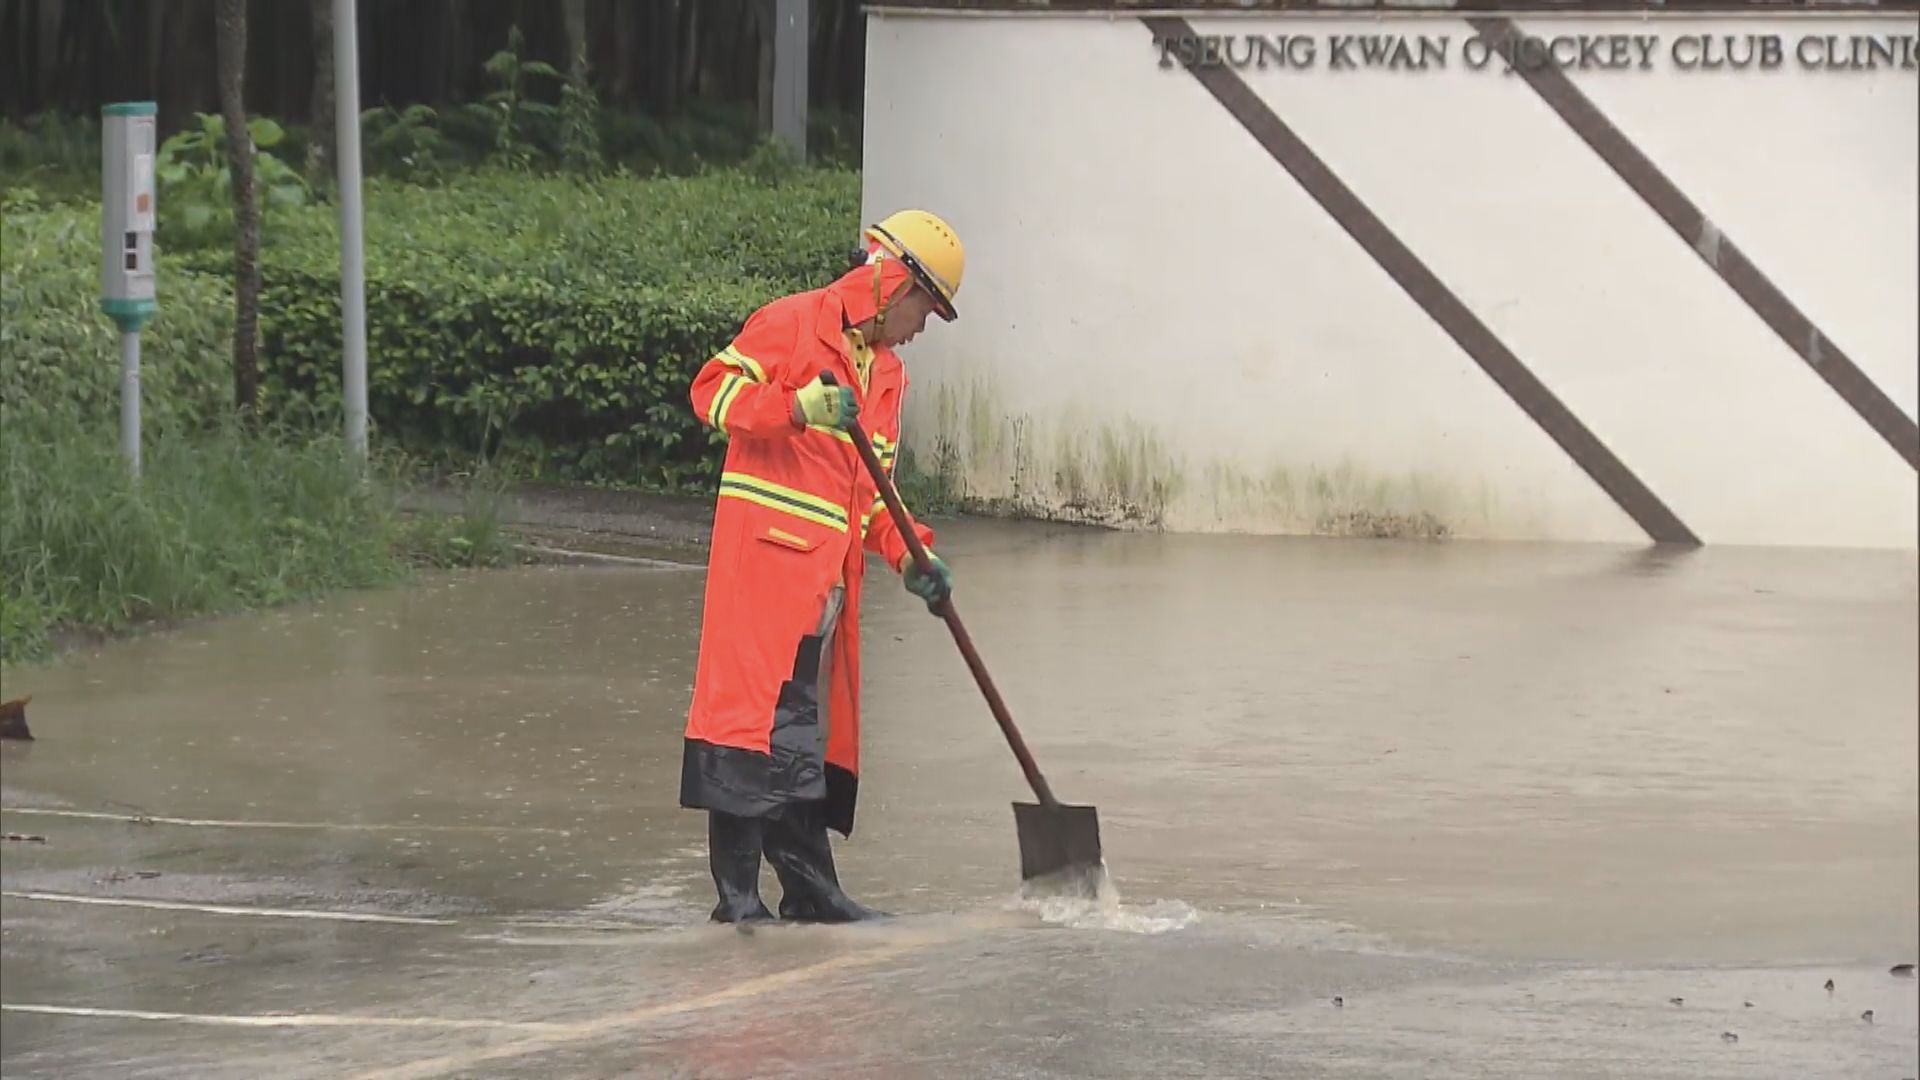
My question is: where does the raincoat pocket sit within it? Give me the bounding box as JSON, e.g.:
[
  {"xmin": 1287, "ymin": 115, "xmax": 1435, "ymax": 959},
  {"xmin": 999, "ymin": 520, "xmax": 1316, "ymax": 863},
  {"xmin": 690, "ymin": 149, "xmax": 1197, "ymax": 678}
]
[
  {"xmin": 757, "ymin": 525, "xmax": 818, "ymax": 552},
  {"xmin": 744, "ymin": 514, "xmax": 845, "ymax": 607}
]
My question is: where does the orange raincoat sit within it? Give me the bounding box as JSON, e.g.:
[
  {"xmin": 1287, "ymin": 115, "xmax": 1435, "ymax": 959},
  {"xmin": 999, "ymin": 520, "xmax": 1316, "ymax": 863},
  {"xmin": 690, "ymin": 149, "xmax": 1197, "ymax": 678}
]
[{"xmin": 679, "ymin": 253, "xmax": 935, "ymax": 837}]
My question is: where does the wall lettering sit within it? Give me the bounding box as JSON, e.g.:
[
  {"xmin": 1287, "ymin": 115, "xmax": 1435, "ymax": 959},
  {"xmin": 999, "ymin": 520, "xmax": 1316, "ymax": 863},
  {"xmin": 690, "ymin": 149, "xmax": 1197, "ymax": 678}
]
[{"xmin": 1155, "ymin": 31, "xmax": 1919, "ymax": 73}]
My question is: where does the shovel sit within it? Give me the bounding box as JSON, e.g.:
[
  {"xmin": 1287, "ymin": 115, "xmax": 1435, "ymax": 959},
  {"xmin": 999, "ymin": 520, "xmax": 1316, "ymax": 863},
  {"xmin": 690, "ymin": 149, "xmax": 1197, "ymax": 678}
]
[{"xmin": 820, "ymin": 372, "xmax": 1105, "ymax": 893}]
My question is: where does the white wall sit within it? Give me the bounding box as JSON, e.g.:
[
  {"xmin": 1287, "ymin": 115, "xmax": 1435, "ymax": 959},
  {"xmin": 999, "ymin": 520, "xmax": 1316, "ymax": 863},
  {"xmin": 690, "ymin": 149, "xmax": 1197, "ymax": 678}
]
[{"xmin": 860, "ymin": 9, "xmax": 1918, "ymax": 548}]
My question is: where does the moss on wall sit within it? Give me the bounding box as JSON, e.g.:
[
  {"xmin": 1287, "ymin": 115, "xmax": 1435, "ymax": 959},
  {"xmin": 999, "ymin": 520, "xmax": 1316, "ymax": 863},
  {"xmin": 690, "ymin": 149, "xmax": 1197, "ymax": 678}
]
[{"xmin": 901, "ymin": 371, "xmax": 1524, "ymax": 540}]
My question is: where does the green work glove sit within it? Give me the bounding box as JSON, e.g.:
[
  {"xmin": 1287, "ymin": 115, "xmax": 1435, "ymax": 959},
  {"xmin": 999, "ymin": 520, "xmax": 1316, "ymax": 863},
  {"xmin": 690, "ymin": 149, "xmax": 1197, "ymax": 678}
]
[
  {"xmin": 792, "ymin": 376, "xmax": 859, "ymax": 430},
  {"xmin": 901, "ymin": 552, "xmax": 953, "ymax": 613}
]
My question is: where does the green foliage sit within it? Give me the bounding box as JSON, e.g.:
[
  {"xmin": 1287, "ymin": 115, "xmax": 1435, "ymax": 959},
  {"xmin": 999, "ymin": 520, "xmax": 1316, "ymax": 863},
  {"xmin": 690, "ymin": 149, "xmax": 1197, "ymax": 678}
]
[
  {"xmin": 4, "ymin": 99, "xmax": 860, "ymax": 204},
  {"xmin": 245, "ymin": 167, "xmax": 861, "ymax": 489},
  {"xmin": 0, "ymin": 590, "xmax": 51, "ymax": 664},
  {"xmin": 891, "ymin": 444, "xmax": 969, "ymax": 518},
  {"xmin": 361, "ymin": 105, "xmax": 455, "ymax": 184},
  {"xmin": 559, "ymin": 68, "xmax": 607, "ymax": 176},
  {"xmin": 741, "ymin": 135, "xmax": 805, "ymax": 187},
  {"xmin": 7, "ymin": 163, "xmax": 860, "ymax": 491},
  {"xmin": 0, "ymin": 418, "xmax": 515, "ymax": 666},
  {"xmin": 395, "ymin": 464, "xmax": 516, "ymax": 569},
  {"xmin": 0, "ymin": 111, "xmax": 99, "ymax": 204},
  {"xmin": 464, "ymin": 25, "xmax": 567, "ymax": 172},
  {"xmin": 2, "ymin": 195, "xmax": 519, "ymax": 666},
  {"xmin": 153, "ymin": 111, "xmax": 314, "ymax": 252},
  {"xmin": 1, "ymin": 203, "xmax": 235, "ymax": 439}
]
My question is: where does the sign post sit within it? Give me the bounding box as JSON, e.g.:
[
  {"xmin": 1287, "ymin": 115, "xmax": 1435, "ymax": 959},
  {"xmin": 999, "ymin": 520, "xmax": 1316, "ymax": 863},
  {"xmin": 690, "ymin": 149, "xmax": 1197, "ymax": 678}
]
[{"xmin": 100, "ymin": 101, "xmax": 159, "ymax": 478}]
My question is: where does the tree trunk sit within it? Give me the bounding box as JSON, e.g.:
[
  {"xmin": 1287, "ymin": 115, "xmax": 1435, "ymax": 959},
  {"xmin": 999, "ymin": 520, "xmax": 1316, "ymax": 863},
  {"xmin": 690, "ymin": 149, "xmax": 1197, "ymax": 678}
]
[
  {"xmin": 563, "ymin": 0, "xmax": 587, "ymax": 84},
  {"xmin": 648, "ymin": 0, "xmax": 682, "ymax": 116},
  {"xmin": 608, "ymin": 0, "xmax": 633, "ymax": 107},
  {"xmin": 680, "ymin": 2, "xmax": 699, "ymax": 104},
  {"xmin": 146, "ymin": 1, "xmax": 166, "ymax": 115},
  {"xmin": 33, "ymin": 0, "xmax": 62, "ymax": 109},
  {"xmin": 4, "ymin": 0, "xmax": 34, "ymax": 117},
  {"xmin": 215, "ymin": 0, "xmax": 260, "ymax": 419},
  {"xmin": 755, "ymin": 0, "xmax": 774, "ymax": 135},
  {"xmin": 307, "ymin": 0, "xmax": 334, "ymax": 184}
]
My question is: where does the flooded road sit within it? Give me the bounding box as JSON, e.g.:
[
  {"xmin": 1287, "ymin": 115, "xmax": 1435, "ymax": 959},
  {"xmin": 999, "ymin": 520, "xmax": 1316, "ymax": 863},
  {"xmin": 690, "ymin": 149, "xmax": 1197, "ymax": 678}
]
[{"xmin": 4, "ymin": 519, "xmax": 1915, "ymax": 1077}]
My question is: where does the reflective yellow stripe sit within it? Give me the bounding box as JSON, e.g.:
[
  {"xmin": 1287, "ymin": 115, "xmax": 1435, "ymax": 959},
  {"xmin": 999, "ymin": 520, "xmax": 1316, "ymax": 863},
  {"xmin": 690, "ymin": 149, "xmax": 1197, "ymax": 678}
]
[
  {"xmin": 709, "ymin": 373, "xmax": 749, "ymax": 428},
  {"xmin": 809, "ymin": 424, "xmax": 854, "ymax": 444},
  {"xmin": 719, "ymin": 472, "xmax": 849, "ymax": 532},
  {"xmin": 861, "ymin": 495, "xmax": 885, "ymax": 538},
  {"xmin": 719, "ymin": 346, "xmax": 766, "ymax": 383}
]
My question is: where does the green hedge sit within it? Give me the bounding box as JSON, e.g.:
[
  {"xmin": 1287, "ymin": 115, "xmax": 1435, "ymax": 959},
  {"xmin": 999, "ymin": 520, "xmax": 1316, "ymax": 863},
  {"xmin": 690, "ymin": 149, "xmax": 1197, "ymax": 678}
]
[
  {"xmin": 1, "ymin": 196, "xmax": 235, "ymax": 439},
  {"xmin": 241, "ymin": 168, "xmax": 860, "ymax": 487},
  {"xmin": 267, "ymin": 169, "xmax": 858, "ymax": 487},
  {"xmin": 5, "ymin": 166, "xmax": 863, "ymax": 490}
]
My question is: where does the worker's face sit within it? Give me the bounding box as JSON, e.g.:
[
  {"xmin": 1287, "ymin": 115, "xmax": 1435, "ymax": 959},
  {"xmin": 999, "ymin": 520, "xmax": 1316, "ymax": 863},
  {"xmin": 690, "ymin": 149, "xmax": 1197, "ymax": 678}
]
[{"xmin": 875, "ymin": 285, "xmax": 939, "ymax": 347}]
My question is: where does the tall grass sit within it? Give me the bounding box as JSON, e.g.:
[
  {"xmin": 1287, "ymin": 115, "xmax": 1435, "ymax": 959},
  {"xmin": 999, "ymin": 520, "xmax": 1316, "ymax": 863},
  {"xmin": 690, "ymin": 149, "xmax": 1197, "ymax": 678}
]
[{"xmin": 0, "ymin": 420, "xmax": 514, "ymax": 665}]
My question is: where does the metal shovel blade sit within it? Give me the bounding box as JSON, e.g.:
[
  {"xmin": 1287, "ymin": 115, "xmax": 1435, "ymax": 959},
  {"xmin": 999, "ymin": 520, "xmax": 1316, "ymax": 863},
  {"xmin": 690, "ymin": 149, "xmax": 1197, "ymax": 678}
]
[{"xmin": 1012, "ymin": 801, "xmax": 1104, "ymax": 884}]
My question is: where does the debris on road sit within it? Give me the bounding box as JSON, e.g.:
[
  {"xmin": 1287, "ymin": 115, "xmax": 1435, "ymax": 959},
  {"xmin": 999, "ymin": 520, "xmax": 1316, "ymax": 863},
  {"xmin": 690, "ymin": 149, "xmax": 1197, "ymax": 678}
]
[{"xmin": 1, "ymin": 696, "xmax": 32, "ymax": 740}]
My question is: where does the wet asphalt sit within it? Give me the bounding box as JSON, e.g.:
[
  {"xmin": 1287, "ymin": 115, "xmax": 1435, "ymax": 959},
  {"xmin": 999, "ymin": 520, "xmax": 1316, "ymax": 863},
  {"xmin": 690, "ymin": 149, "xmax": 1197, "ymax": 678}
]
[{"xmin": 2, "ymin": 516, "xmax": 1915, "ymax": 1078}]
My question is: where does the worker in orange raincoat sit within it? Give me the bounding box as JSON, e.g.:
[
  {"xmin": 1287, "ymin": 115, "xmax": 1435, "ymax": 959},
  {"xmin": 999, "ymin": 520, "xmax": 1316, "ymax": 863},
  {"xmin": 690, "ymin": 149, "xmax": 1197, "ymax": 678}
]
[{"xmin": 681, "ymin": 210, "xmax": 964, "ymax": 923}]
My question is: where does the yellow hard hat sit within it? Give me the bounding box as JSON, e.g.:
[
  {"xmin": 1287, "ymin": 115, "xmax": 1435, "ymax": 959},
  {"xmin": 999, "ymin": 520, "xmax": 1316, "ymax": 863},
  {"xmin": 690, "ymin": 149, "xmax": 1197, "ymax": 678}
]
[{"xmin": 865, "ymin": 209, "xmax": 964, "ymax": 321}]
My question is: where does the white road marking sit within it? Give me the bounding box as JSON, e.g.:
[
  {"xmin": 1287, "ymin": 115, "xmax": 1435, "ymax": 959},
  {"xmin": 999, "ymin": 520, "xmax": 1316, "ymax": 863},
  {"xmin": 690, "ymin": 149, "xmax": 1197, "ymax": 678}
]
[
  {"xmin": 463, "ymin": 932, "xmax": 666, "ymax": 947},
  {"xmin": 0, "ymin": 1004, "xmax": 575, "ymax": 1033},
  {"xmin": 351, "ymin": 942, "xmax": 924, "ymax": 1080},
  {"xmin": 0, "ymin": 806, "xmax": 570, "ymax": 836},
  {"xmin": 351, "ymin": 915, "xmax": 1021, "ymax": 1080},
  {"xmin": 0, "ymin": 891, "xmax": 454, "ymax": 926}
]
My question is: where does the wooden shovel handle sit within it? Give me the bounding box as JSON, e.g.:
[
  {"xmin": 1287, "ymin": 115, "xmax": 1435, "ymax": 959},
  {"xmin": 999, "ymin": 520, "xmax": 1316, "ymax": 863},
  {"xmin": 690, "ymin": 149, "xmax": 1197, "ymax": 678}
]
[{"xmin": 818, "ymin": 371, "xmax": 1060, "ymax": 808}]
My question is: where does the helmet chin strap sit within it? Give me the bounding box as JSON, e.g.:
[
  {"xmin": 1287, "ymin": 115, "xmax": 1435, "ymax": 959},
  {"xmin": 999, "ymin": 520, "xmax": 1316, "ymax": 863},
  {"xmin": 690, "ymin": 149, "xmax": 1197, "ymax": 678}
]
[
  {"xmin": 841, "ymin": 245, "xmax": 910, "ymax": 370},
  {"xmin": 847, "ymin": 253, "xmax": 891, "ymax": 391},
  {"xmin": 868, "ymin": 254, "xmax": 914, "ymax": 342}
]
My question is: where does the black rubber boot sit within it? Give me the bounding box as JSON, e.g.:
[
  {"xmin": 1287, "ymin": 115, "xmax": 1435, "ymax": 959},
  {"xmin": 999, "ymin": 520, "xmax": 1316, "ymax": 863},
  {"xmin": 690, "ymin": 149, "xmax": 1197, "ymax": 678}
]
[
  {"xmin": 707, "ymin": 811, "xmax": 775, "ymax": 924},
  {"xmin": 764, "ymin": 802, "xmax": 887, "ymax": 923}
]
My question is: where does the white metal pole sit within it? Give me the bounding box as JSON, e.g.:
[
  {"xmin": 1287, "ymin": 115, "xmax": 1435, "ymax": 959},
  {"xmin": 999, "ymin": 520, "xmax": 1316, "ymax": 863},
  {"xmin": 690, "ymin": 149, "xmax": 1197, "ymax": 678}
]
[
  {"xmin": 120, "ymin": 330, "xmax": 141, "ymax": 478},
  {"xmin": 333, "ymin": 0, "xmax": 368, "ymax": 461}
]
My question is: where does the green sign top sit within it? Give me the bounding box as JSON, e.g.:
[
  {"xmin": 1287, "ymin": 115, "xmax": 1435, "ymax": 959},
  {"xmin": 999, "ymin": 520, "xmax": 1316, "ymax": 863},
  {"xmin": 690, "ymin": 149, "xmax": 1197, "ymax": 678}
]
[{"xmin": 101, "ymin": 101, "xmax": 158, "ymax": 117}]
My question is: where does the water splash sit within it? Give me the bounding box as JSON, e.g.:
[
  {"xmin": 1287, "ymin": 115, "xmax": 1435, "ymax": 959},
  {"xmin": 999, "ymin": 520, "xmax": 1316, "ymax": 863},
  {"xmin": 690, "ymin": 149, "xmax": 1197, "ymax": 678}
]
[{"xmin": 1010, "ymin": 862, "xmax": 1199, "ymax": 935}]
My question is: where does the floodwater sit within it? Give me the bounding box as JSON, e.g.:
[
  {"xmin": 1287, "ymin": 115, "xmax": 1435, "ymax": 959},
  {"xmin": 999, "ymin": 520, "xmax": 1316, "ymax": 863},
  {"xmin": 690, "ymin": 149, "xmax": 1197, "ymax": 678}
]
[{"xmin": 2, "ymin": 519, "xmax": 1915, "ymax": 1078}]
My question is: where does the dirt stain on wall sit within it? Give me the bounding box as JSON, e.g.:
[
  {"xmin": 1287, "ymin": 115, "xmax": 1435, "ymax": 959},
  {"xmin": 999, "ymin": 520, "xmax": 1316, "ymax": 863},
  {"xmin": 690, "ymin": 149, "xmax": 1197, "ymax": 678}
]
[{"xmin": 903, "ymin": 373, "xmax": 1538, "ymax": 540}]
